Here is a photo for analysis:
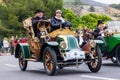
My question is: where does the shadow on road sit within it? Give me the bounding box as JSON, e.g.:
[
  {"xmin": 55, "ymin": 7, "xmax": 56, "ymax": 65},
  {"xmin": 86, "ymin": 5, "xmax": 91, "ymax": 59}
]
[
  {"xmin": 23, "ymin": 68, "xmax": 96, "ymax": 76},
  {"xmin": 102, "ymin": 63, "xmax": 120, "ymax": 67},
  {"xmin": 56, "ymin": 69, "xmax": 92, "ymax": 76}
]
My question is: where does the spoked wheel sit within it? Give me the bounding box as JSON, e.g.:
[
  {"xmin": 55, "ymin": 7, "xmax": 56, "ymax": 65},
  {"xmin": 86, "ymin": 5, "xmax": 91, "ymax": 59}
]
[
  {"xmin": 19, "ymin": 49, "xmax": 27, "ymax": 71},
  {"xmin": 87, "ymin": 45, "xmax": 102, "ymax": 72},
  {"xmin": 115, "ymin": 45, "xmax": 120, "ymax": 65},
  {"xmin": 43, "ymin": 47, "xmax": 57, "ymax": 75}
]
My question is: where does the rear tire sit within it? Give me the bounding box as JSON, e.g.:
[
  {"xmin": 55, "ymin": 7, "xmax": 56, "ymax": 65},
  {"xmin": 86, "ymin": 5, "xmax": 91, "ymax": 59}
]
[
  {"xmin": 115, "ymin": 45, "xmax": 120, "ymax": 65},
  {"xmin": 87, "ymin": 45, "xmax": 102, "ymax": 72},
  {"xmin": 43, "ymin": 47, "xmax": 57, "ymax": 75},
  {"xmin": 18, "ymin": 48, "xmax": 27, "ymax": 71}
]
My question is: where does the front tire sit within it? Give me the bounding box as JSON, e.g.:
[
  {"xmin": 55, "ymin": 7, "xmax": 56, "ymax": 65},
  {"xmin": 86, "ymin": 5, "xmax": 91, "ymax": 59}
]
[
  {"xmin": 87, "ymin": 45, "xmax": 102, "ymax": 72},
  {"xmin": 18, "ymin": 48, "xmax": 27, "ymax": 71},
  {"xmin": 43, "ymin": 47, "xmax": 57, "ymax": 75}
]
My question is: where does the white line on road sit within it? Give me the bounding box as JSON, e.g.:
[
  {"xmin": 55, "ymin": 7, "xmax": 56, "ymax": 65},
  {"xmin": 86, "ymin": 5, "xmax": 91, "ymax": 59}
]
[
  {"xmin": 4, "ymin": 64, "xmax": 17, "ymax": 68},
  {"xmin": 81, "ymin": 75, "xmax": 119, "ymax": 80}
]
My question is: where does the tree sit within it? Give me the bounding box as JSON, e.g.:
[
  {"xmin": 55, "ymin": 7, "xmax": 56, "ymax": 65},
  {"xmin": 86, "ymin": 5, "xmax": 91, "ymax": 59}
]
[
  {"xmin": 79, "ymin": 13, "xmax": 111, "ymax": 29},
  {"xmin": 89, "ymin": 6, "xmax": 95, "ymax": 12},
  {"xmin": 0, "ymin": 0, "xmax": 63, "ymax": 38}
]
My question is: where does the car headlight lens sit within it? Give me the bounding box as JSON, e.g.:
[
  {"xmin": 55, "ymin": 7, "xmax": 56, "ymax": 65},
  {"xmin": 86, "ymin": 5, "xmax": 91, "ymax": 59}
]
[{"xmin": 60, "ymin": 41, "xmax": 66, "ymax": 49}]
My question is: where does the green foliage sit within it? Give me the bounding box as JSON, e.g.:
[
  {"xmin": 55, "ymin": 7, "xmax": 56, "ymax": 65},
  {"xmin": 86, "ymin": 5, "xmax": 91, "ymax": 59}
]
[
  {"xmin": 0, "ymin": 0, "xmax": 111, "ymax": 38},
  {"xmin": 89, "ymin": 6, "xmax": 95, "ymax": 12},
  {"xmin": 79, "ymin": 13, "xmax": 111, "ymax": 29},
  {"xmin": 62, "ymin": 8, "xmax": 80, "ymax": 30},
  {"xmin": 62, "ymin": 8, "xmax": 111, "ymax": 29},
  {"xmin": 0, "ymin": 0, "xmax": 63, "ymax": 38}
]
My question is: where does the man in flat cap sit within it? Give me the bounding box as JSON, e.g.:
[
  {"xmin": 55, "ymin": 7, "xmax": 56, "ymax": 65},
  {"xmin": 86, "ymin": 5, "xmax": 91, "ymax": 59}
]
[{"xmin": 32, "ymin": 9, "xmax": 47, "ymax": 37}]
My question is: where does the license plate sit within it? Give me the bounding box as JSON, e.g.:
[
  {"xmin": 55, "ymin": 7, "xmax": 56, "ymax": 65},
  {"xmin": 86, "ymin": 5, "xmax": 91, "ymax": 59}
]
[{"xmin": 65, "ymin": 49, "xmax": 85, "ymax": 60}]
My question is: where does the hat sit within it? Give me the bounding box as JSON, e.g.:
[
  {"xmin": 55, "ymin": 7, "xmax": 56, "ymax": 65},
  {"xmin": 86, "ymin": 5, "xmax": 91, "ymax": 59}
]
[
  {"xmin": 97, "ymin": 20, "xmax": 103, "ymax": 26},
  {"xmin": 35, "ymin": 9, "xmax": 44, "ymax": 14},
  {"xmin": 56, "ymin": 9, "xmax": 62, "ymax": 14}
]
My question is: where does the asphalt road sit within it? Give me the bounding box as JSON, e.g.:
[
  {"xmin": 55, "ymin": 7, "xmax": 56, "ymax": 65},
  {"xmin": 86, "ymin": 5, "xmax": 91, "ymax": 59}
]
[{"xmin": 0, "ymin": 55, "xmax": 120, "ymax": 80}]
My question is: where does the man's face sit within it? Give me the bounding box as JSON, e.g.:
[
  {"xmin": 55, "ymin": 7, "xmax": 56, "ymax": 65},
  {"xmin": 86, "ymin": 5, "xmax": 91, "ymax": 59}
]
[
  {"xmin": 55, "ymin": 12, "xmax": 62, "ymax": 18},
  {"xmin": 98, "ymin": 24, "xmax": 103, "ymax": 29},
  {"xmin": 36, "ymin": 12, "xmax": 43, "ymax": 18}
]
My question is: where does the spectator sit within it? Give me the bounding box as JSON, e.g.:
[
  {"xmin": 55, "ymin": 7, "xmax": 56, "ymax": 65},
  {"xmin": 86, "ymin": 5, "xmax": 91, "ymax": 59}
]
[
  {"xmin": 14, "ymin": 35, "xmax": 19, "ymax": 46},
  {"xmin": 9, "ymin": 36, "xmax": 15, "ymax": 55},
  {"xmin": 74, "ymin": 28, "xmax": 83, "ymax": 46},
  {"xmin": 3, "ymin": 37, "xmax": 9, "ymax": 53},
  {"xmin": 83, "ymin": 26, "xmax": 89, "ymax": 35},
  {"xmin": 20, "ymin": 37, "xmax": 27, "ymax": 43},
  {"xmin": 0, "ymin": 40, "xmax": 3, "ymax": 53}
]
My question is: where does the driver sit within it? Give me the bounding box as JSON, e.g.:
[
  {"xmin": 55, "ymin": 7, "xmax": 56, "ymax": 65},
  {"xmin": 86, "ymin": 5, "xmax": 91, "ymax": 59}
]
[
  {"xmin": 32, "ymin": 9, "xmax": 47, "ymax": 37},
  {"xmin": 92, "ymin": 20, "xmax": 108, "ymax": 56},
  {"xmin": 50, "ymin": 9, "xmax": 72, "ymax": 31}
]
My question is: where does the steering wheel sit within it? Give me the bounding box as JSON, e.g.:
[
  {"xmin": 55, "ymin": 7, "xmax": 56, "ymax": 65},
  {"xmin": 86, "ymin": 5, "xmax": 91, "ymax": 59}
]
[{"xmin": 37, "ymin": 20, "xmax": 50, "ymax": 31}]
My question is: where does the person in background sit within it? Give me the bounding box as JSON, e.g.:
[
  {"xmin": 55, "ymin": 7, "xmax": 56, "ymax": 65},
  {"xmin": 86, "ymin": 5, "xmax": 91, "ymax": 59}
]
[
  {"xmin": 3, "ymin": 37, "xmax": 9, "ymax": 53},
  {"xmin": 10, "ymin": 36, "xmax": 15, "ymax": 55},
  {"xmin": 75, "ymin": 28, "xmax": 80, "ymax": 43},
  {"xmin": 83, "ymin": 26, "xmax": 89, "ymax": 35},
  {"xmin": 74, "ymin": 28, "xmax": 83, "ymax": 46},
  {"xmin": 20, "ymin": 37, "xmax": 27, "ymax": 43},
  {"xmin": 50, "ymin": 9, "xmax": 72, "ymax": 31},
  {"xmin": 0, "ymin": 39, "xmax": 3, "ymax": 53},
  {"xmin": 14, "ymin": 35, "xmax": 19, "ymax": 46}
]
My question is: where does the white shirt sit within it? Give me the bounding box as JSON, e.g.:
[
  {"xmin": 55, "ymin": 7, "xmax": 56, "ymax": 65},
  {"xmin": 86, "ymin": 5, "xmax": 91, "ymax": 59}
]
[{"xmin": 3, "ymin": 40, "xmax": 9, "ymax": 48}]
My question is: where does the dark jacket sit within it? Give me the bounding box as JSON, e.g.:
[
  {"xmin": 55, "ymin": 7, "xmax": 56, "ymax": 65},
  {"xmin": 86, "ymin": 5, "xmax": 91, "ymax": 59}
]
[
  {"xmin": 92, "ymin": 28, "xmax": 101, "ymax": 38},
  {"xmin": 50, "ymin": 16, "xmax": 72, "ymax": 31},
  {"xmin": 50, "ymin": 16, "xmax": 62, "ymax": 31},
  {"xmin": 32, "ymin": 16, "xmax": 47, "ymax": 36},
  {"xmin": 92, "ymin": 26, "xmax": 107, "ymax": 38}
]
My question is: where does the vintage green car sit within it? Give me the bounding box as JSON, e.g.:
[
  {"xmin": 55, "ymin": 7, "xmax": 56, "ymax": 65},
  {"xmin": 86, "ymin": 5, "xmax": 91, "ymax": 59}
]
[
  {"xmin": 15, "ymin": 18, "xmax": 103, "ymax": 75},
  {"xmin": 101, "ymin": 21, "xmax": 120, "ymax": 65}
]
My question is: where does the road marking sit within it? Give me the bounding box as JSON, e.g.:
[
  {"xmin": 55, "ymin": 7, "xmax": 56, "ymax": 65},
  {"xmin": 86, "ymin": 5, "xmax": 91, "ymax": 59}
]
[
  {"xmin": 4, "ymin": 64, "xmax": 17, "ymax": 68},
  {"xmin": 81, "ymin": 75, "xmax": 119, "ymax": 80}
]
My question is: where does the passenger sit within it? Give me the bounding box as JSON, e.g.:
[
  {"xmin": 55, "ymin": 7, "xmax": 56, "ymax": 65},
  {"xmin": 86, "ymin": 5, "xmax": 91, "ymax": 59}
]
[
  {"xmin": 32, "ymin": 9, "xmax": 47, "ymax": 37},
  {"xmin": 51, "ymin": 9, "xmax": 72, "ymax": 31}
]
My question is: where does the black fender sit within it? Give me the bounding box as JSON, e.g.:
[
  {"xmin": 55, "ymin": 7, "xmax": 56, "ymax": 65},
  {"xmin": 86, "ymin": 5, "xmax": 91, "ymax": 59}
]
[{"xmin": 14, "ymin": 43, "xmax": 31, "ymax": 58}]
